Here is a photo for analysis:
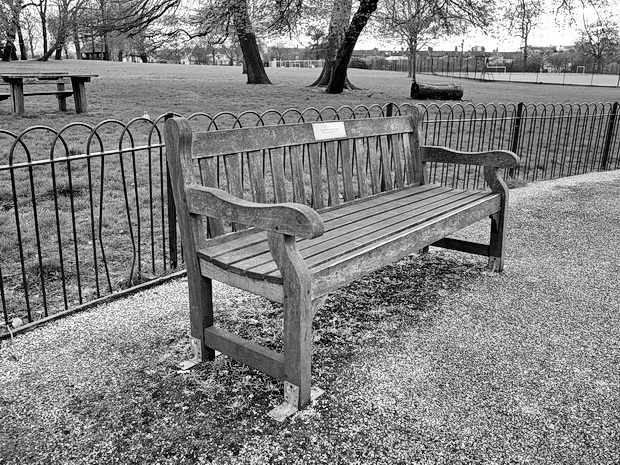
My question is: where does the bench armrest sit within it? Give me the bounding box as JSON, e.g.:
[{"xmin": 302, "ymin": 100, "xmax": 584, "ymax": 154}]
[
  {"xmin": 421, "ymin": 146, "xmax": 520, "ymax": 168},
  {"xmin": 186, "ymin": 185, "xmax": 324, "ymax": 239}
]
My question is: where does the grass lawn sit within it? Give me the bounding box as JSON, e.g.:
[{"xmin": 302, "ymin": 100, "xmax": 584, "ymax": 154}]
[
  {"xmin": 0, "ymin": 169, "xmax": 619, "ymax": 464},
  {"xmin": 1, "ymin": 60, "xmax": 618, "ymax": 133}
]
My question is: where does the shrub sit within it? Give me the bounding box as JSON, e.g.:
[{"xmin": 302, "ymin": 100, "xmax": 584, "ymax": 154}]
[{"xmin": 348, "ymin": 57, "xmax": 370, "ymax": 69}]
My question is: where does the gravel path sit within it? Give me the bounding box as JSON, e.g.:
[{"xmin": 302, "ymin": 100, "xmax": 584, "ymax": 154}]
[{"xmin": 1, "ymin": 171, "xmax": 619, "ymax": 464}]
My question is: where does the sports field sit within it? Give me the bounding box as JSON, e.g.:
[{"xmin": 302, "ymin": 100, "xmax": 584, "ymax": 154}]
[{"xmin": 479, "ymin": 71, "xmax": 620, "ymax": 87}]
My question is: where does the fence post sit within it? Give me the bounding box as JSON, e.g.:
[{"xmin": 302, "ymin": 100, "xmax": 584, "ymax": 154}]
[
  {"xmin": 508, "ymin": 102, "xmax": 525, "ymax": 178},
  {"xmin": 601, "ymin": 102, "xmax": 619, "ymax": 171},
  {"xmin": 164, "ymin": 112, "xmax": 179, "ymax": 269}
]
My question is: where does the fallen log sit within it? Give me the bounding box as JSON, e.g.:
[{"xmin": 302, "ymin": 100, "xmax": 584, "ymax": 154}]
[{"xmin": 410, "ymin": 82, "xmax": 463, "ymax": 100}]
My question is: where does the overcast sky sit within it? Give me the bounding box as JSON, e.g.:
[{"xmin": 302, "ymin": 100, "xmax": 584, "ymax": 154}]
[{"xmin": 356, "ymin": 11, "xmax": 583, "ymax": 53}]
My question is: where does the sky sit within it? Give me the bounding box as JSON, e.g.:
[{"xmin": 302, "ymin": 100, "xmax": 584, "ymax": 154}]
[{"xmin": 355, "ymin": 11, "xmax": 583, "ymax": 53}]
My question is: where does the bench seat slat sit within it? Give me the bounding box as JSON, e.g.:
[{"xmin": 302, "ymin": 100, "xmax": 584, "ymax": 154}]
[
  {"xmin": 198, "ymin": 186, "xmax": 500, "ymax": 286},
  {"xmin": 255, "ymin": 191, "xmax": 495, "ymax": 281},
  {"xmin": 198, "ymin": 185, "xmax": 443, "ymax": 265},
  {"xmin": 219, "ymin": 187, "xmax": 464, "ymax": 274},
  {"xmin": 309, "ymin": 194, "xmax": 502, "ymax": 298},
  {"xmin": 302, "ymin": 192, "xmax": 496, "ymax": 272}
]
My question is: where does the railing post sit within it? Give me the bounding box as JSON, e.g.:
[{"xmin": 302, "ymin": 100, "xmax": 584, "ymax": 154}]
[
  {"xmin": 601, "ymin": 102, "xmax": 619, "ymax": 171},
  {"xmin": 508, "ymin": 102, "xmax": 525, "ymax": 178},
  {"xmin": 164, "ymin": 112, "xmax": 178, "ymax": 269}
]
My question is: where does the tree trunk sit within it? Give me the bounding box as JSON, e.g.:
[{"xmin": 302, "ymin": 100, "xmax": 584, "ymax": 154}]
[
  {"xmin": 3, "ymin": 41, "xmax": 17, "ymax": 61},
  {"xmin": 231, "ymin": 0, "xmax": 271, "ymax": 84},
  {"xmin": 2, "ymin": 13, "xmax": 17, "ymax": 61},
  {"xmin": 326, "ymin": 0, "xmax": 378, "ymax": 94},
  {"xmin": 17, "ymin": 24, "xmax": 27, "ymax": 59},
  {"xmin": 410, "ymin": 37, "xmax": 417, "ymax": 81},
  {"xmin": 3, "ymin": 41, "xmax": 15, "ymax": 62},
  {"xmin": 411, "ymin": 82, "xmax": 463, "ymax": 100},
  {"xmin": 73, "ymin": 28, "xmax": 81, "ymax": 59},
  {"xmin": 309, "ymin": 0, "xmax": 352, "ymax": 87},
  {"xmin": 104, "ymin": 34, "xmax": 111, "ymax": 60},
  {"xmin": 38, "ymin": 40, "xmax": 62, "ymax": 61},
  {"xmin": 39, "ymin": 4, "xmax": 48, "ymax": 55},
  {"xmin": 523, "ymin": 38, "xmax": 528, "ymax": 72}
]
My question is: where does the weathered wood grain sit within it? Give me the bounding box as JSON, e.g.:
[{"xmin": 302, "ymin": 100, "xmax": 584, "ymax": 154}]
[
  {"xmin": 268, "ymin": 231, "xmax": 314, "ymax": 408},
  {"xmin": 165, "ymin": 117, "xmax": 216, "ymax": 361},
  {"xmin": 186, "ymin": 185, "xmax": 324, "ymax": 239},
  {"xmin": 340, "ymin": 139, "xmax": 355, "ymax": 202},
  {"xmin": 310, "ymin": 195, "xmax": 502, "ymax": 298},
  {"xmin": 205, "ymin": 326, "xmax": 285, "ymax": 380},
  {"xmin": 247, "ymin": 151, "xmax": 267, "ymax": 203},
  {"xmin": 164, "ymin": 111, "xmax": 519, "ymax": 413},
  {"xmin": 421, "ymin": 146, "xmax": 520, "ymax": 168},
  {"xmin": 192, "ymin": 117, "xmax": 415, "ymax": 158},
  {"xmin": 289, "ymin": 146, "xmax": 306, "ymax": 204}
]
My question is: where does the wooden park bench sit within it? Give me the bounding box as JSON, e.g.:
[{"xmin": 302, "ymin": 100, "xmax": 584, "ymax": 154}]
[{"xmin": 164, "ymin": 108, "xmax": 519, "ymax": 420}]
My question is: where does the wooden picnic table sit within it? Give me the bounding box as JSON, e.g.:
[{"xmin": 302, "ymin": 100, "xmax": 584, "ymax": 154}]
[{"xmin": 0, "ymin": 73, "xmax": 98, "ymax": 114}]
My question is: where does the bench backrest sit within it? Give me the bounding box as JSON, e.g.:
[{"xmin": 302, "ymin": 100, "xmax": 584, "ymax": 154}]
[{"xmin": 170, "ymin": 110, "xmax": 426, "ymax": 237}]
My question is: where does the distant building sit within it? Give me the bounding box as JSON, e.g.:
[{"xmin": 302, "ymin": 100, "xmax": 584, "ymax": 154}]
[{"xmin": 80, "ymin": 45, "xmax": 106, "ymax": 60}]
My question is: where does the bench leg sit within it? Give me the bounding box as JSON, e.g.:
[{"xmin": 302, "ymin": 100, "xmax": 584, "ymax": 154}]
[
  {"xmin": 9, "ymin": 81, "xmax": 25, "ymax": 114},
  {"xmin": 57, "ymin": 82, "xmax": 67, "ymax": 111},
  {"xmin": 283, "ymin": 290, "xmax": 314, "ymax": 409},
  {"xmin": 71, "ymin": 78, "xmax": 88, "ymax": 113},
  {"xmin": 269, "ymin": 296, "xmax": 325, "ymax": 422},
  {"xmin": 488, "ymin": 211, "xmax": 506, "ymax": 272},
  {"xmin": 179, "ymin": 274, "xmax": 216, "ymax": 370},
  {"xmin": 267, "ymin": 233, "xmax": 322, "ymax": 420},
  {"xmin": 484, "ymin": 166, "xmax": 509, "ymax": 273}
]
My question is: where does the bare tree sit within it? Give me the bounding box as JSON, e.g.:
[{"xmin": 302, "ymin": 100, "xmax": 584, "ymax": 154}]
[
  {"xmin": 104, "ymin": 0, "xmax": 277, "ymax": 83},
  {"xmin": 2, "ymin": 0, "xmax": 22, "ymax": 60},
  {"xmin": 503, "ymin": 0, "xmax": 544, "ymax": 72},
  {"xmin": 20, "ymin": 6, "xmax": 40, "ymax": 56},
  {"xmin": 575, "ymin": 16, "xmax": 619, "ymax": 73},
  {"xmin": 376, "ymin": 0, "xmax": 492, "ymax": 82}
]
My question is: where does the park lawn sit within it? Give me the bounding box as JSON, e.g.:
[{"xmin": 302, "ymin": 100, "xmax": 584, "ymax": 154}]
[{"xmin": 1, "ymin": 60, "xmax": 618, "ymax": 133}]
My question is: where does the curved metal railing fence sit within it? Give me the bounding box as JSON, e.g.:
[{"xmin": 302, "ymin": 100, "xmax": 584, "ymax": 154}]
[{"xmin": 1, "ymin": 101, "xmax": 618, "ymax": 336}]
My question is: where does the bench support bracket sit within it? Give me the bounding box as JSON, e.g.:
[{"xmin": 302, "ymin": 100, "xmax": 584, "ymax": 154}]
[
  {"xmin": 267, "ymin": 381, "xmax": 324, "ymax": 422},
  {"xmin": 178, "ymin": 334, "xmax": 204, "ymax": 370}
]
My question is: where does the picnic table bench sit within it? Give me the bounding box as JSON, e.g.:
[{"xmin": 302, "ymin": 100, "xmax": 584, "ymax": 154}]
[
  {"xmin": 164, "ymin": 108, "xmax": 519, "ymax": 420},
  {"xmin": 0, "ymin": 73, "xmax": 97, "ymax": 114}
]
